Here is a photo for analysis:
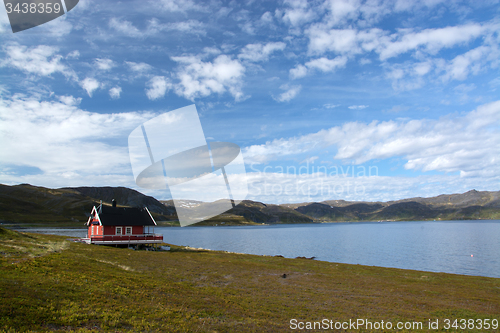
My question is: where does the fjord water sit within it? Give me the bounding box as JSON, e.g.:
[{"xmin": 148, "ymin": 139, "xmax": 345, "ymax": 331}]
[
  {"xmin": 158, "ymin": 221, "xmax": 500, "ymax": 279},
  {"xmin": 27, "ymin": 220, "xmax": 500, "ymax": 278}
]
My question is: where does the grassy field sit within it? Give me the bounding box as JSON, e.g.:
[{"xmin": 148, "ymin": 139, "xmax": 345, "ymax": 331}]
[{"xmin": 0, "ymin": 227, "xmax": 499, "ymax": 332}]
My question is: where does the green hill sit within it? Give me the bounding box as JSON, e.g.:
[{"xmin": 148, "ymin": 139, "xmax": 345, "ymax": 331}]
[
  {"xmin": 1, "ymin": 184, "xmax": 499, "ymax": 227},
  {"xmin": 0, "ymin": 184, "xmax": 175, "ymax": 227},
  {"xmin": 291, "ymin": 189, "xmax": 500, "ymax": 221}
]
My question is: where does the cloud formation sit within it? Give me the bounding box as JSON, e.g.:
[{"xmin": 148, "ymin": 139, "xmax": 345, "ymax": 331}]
[
  {"xmin": 290, "ymin": 56, "xmax": 347, "ymax": 79},
  {"xmin": 109, "ymin": 86, "xmax": 122, "ymax": 99},
  {"xmin": 94, "ymin": 58, "xmax": 115, "ymax": 71},
  {"xmin": 80, "ymin": 77, "xmax": 101, "ymax": 97},
  {"xmin": 1, "ymin": 44, "xmax": 75, "ymax": 79},
  {"xmin": 274, "ymin": 84, "xmax": 302, "ymax": 102},
  {"xmin": 244, "ymin": 100, "xmax": 500, "ymax": 178},
  {"xmin": 0, "ymin": 93, "xmax": 153, "ymax": 187},
  {"xmin": 171, "ymin": 55, "xmax": 245, "ymax": 101},
  {"xmin": 156, "ymin": 0, "xmax": 206, "ymax": 13},
  {"xmin": 145, "ymin": 76, "xmax": 171, "ymax": 100},
  {"xmin": 290, "ymin": 7, "xmax": 499, "ymax": 91},
  {"xmin": 238, "ymin": 42, "xmax": 286, "ymax": 62},
  {"xmin": 348, "ymin": 105, "xmax": 368, "ymax": 110},
  {"xmin": 126, "ymin": 61, "xmax": 153, "ymax": 73}
]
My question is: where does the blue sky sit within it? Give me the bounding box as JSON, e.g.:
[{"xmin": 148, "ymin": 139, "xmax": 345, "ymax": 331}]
[{"xmin": 0, "ymin": 0, "xmax": 499, "ymax": 204}]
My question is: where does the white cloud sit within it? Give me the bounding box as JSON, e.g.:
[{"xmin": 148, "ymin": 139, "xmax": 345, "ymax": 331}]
[
  {"xmin": 36, "ymin": 14, "xmax": 73, "ymax": 37},
  {"xmin": 413, "ymin": 61, "xmax": 432, "ymax": 76},
  {"xmin": 125, "ymin": 61, "xmax": 153, "ymax": 73},
  {"xmin": 348, "ymin": 105, "xmax": 368, "ymax": 109},
  {"xmin": 301, "ymin": 17, "xmax": 499, "ymax": 91},
  {"xmin": 394, "ymin": 0, "xmax": 446, "ymax": 12},
  {"xmin": 290, "ymin": 56, "xmax": 347, "ymax": 79},
  {"xmin": 440, "ymin": 45, "xmax": 497, "ymax": 82},
  {"xmin": 238, "ymin": 42, "xmax": 286, "ymax": 62},
  {"xmin": 274, "ymin": 84, "xmax": 301, "ymax": 102},
  {"xmin": 58, "ymin": 95, "xmax": 82, "ymax": 106},
  {"xmin": 301, "ymin": 156, "xmax": 319, "ymax": 164},
  {"xmin": 385, "ymin": 63, "xmax": 426, "ymax": 91},
  {"xmin": 109, "ymin": 18, "xmax": 145, "ymax": 38},
  {"xmin": 171, "ymin": 55, "xmax": 245, "ymax": 101},
  {"xmin": 244, "ymin": 101, "xmax": 500, "ymax": 179},
  {"xmin": 109, "ymin": 86, "xmax": 122, "ymax": 99},
  {"xmin": 240, "ymin": 21, "xmax": 255, "ymax": 35},
  {"xmin": 260, "ymin": 11, "xmax": 274, "ymax": 24},
  {"xmin": 66, "ymin": 50, "xmax": 80, "ymax": 59},
  {"xmin": 156, "ymin": 0, "xmax": 206, "ymax": 12},
  {"xmin": 311, "ymin": 27, "xmax": 358, "ymax": 54},
  {"xmin": 306, "ymin": 56, "xmax": 347, "ymax": 72},
  {"xmin": 80, "ymin": 78, "xmax": 101, "ymax": 97},
  {"xmin": 142, "ymin": 18, "xmax": 206, "ymax": 35},
  {"xmin": 145, "ymin": 76, "xmax": 171, "ymax": 100},
  {"xmin": 164, "ymin": 20, "xmax": 205, "ymax": 35},
  {"xmin": 324, "ymin": 104, "xmax": 340, "ymax": 109},
  {"xmin": 384, "ymin": 41, "xmax": 499, "ymax": 90},
  {"xmin": 322, "ymin": 0, "xmax": 361, "ymax": 26},
  {"xmin": 306, "ymin": 22, "xmax": 496, "ymax": 62},
  {"xmin": 279, "ymin": 0, "xmax": 317, "ymax": 27},
  {"xmin": 453, "ymin": 83, "xmax": 476, "ymax": 103},
  {"xmin": 203, "ymin": 47, "xmax": 221, "ymax": 56},
  {"xmin": 378, "ymin": 24, "xmax": 486, "ymax": 60},
  {"xmin": 1, "ymin": 44, "xmax": 75, "ymax": 79},
  {"xmin": 94, "ymin": 58, "xmax": 115, "ymax": 71},
  {"xmin": 0, "ymin": 94, "xmax": 153, "ymax": 187},
  {"xmin": 307, "ymin": 27, "xmax": 385, "ymax": 56},
  {"xmin": 289, "ymin": 64, "xmax": 308, "ymax": 79}
]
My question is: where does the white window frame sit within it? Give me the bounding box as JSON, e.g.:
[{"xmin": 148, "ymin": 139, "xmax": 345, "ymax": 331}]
[
  {"xmin": 125, "ymin": 227, "xmax": 132, "ymax": 235},
  {"xmin": 116, "ymin": 226, "xmax": 122, "ymax": 235},
  {"xmin": 91, "ymin": 225, "xmax": 94, "ymax": 236}
]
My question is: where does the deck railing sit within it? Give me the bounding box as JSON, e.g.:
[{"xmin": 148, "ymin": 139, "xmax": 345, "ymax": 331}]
[{"xmin": 89, "ymin": 233, "xmax": 163, "ymax": 242}]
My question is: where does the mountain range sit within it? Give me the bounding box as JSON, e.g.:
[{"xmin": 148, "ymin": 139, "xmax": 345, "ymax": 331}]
[{"xmin": 0, "ymin": 183, "xmax": 499, "ymax": 227}]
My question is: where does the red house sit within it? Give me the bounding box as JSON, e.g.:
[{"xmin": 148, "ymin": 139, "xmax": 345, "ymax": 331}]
[{"xmin": 83, "ymin": 200, "xmax": 163, "ymax": 246}]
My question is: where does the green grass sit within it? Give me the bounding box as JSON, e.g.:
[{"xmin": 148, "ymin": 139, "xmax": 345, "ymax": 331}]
[{"xmin": 1, "ymin": 227, "xmax": 499, "ymax": 332}]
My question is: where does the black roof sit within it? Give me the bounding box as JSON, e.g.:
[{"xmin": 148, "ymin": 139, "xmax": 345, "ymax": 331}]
[{"xmin": 96, "ymin": 205, "xmax": 156, "ymax": 226}]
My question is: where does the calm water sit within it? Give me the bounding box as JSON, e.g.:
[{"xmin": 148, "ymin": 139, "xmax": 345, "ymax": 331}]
[{"xmin": 24, "ymin": 220, "xmax": 500, "ymax": 278}]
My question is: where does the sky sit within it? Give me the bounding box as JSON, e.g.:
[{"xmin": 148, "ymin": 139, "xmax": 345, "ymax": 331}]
[{"xmin": 0, "ymin": 0, "xmax": 499, "ymax": 204}]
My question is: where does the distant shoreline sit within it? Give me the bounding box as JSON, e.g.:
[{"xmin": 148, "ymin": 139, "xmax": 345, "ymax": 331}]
[{"xmin": 4, "ymin": 217, "xmax": 498, "ymax": 231}]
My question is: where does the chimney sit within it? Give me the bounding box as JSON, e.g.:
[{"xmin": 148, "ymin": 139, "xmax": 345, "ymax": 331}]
[{"xmin": 112, "ymin": 199, "xmax": 116, "ymax": 207}]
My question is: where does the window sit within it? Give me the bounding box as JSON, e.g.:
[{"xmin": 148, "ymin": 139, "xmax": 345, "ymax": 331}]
[
  {"xmin": 91, "ymin": 226, "xmax": 94, "ymax": 236},
  {"xmin": 116, "ymin": 227, "xmax": 122, "ymax": 235},
  {"xmin": 125, "ymin": 227, "xmax": 132, "ymax": 235}
]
